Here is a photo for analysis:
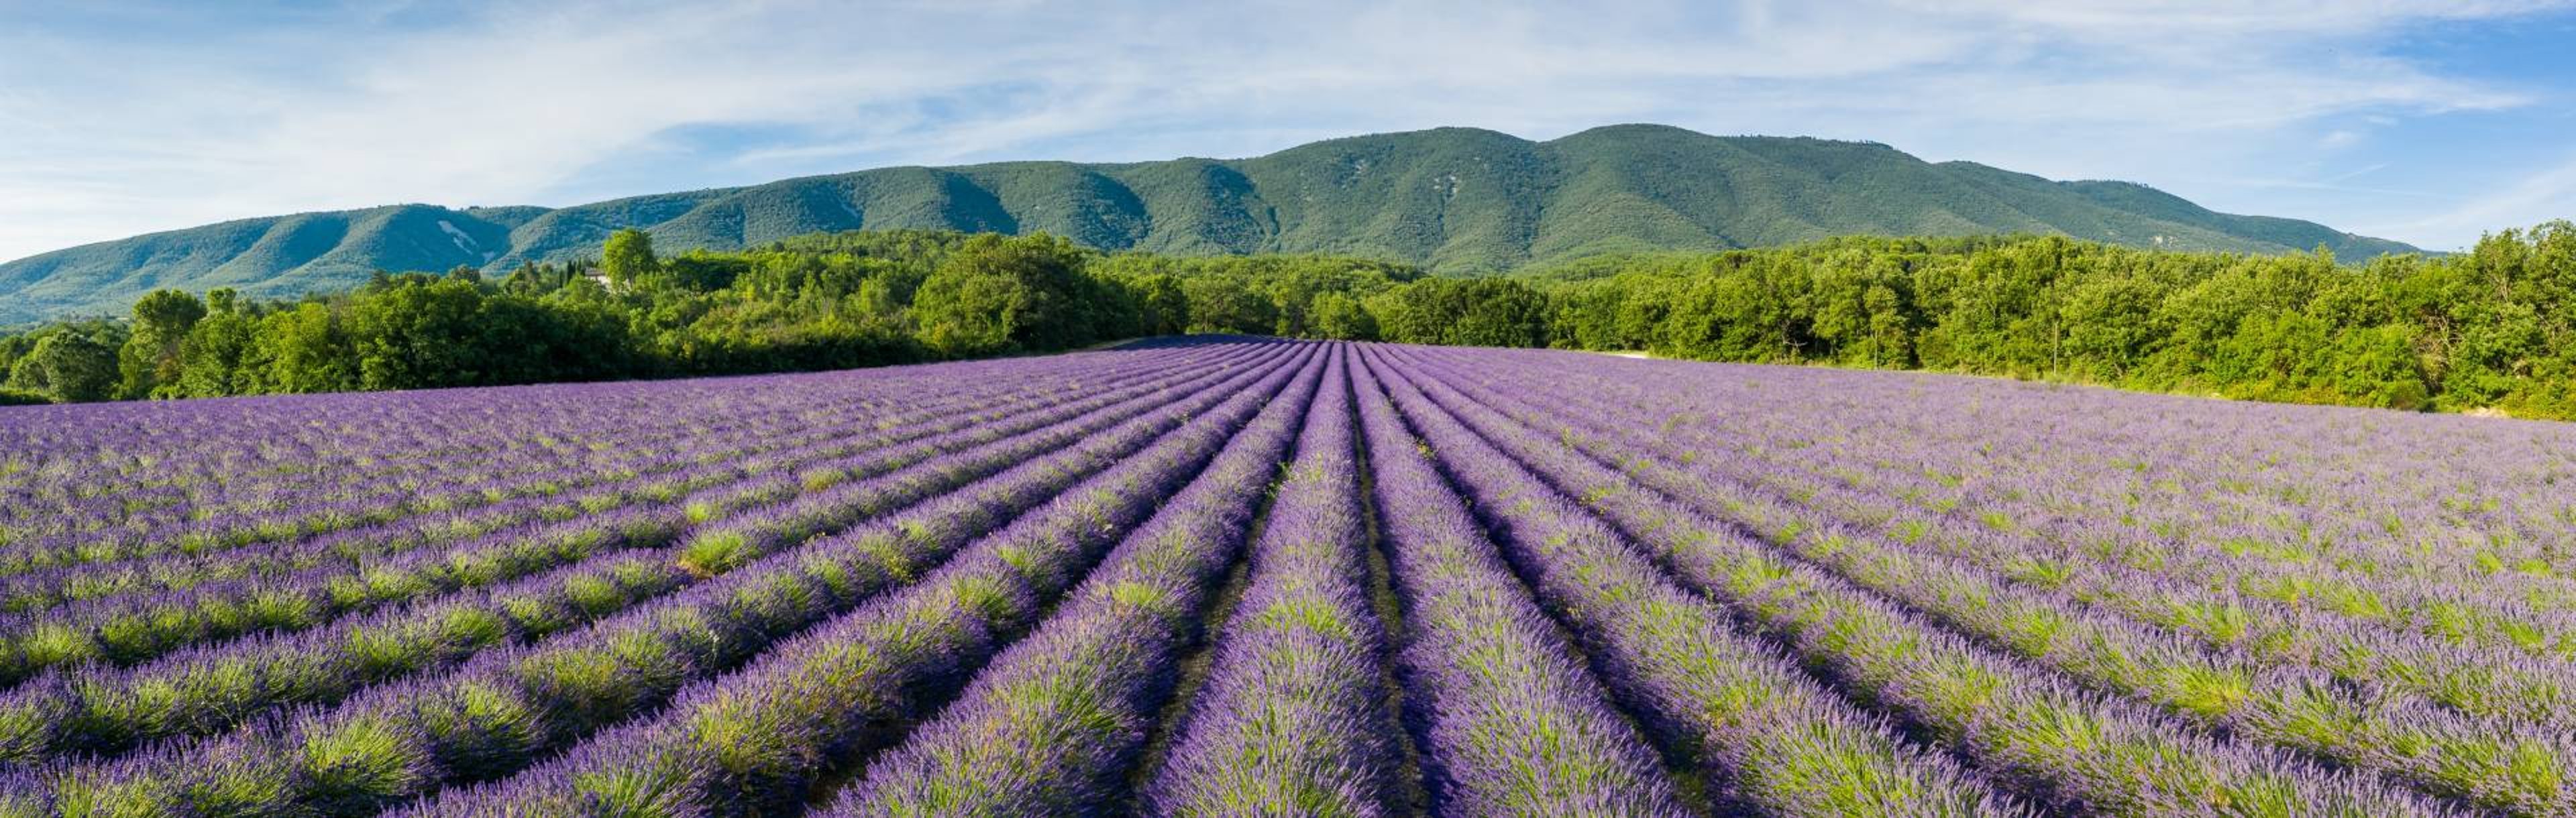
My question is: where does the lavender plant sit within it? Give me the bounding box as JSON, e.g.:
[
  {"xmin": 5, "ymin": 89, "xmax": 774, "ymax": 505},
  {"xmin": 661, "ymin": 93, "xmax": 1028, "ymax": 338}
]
[
  {"xmin": 822, "ymin": 345, "xmax": 1326, "ymax": 816},
  {"xmin": 1145, "ymin": 349, "xmax": 1407, "ymax": 818},
  {"xmin": 2, "ymin": 337, "xmax": 2565, "ymax": 817},
  {"xmin": 395, "ymin": 346, "xmax": 1324, "ymax": 817}
]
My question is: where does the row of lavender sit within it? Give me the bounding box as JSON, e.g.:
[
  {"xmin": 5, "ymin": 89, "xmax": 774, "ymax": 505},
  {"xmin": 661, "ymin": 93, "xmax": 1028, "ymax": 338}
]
[
  {"xmin": 0, "ymin": 344, "xmax": 1272, "ymax": 579},
  {"xmin": 0, "ymin": 347, "xmax": 1248, "ymax": 689},
  {"xmin": 0, "ymin": 353, "xmax": 1183, "ymax": 577},
  {"xmin": 0, "ymin": 356, "xmax": 1201, "ymax": 678},
  {"xmin": 4, "ymin": 338, "xmax": 2563, "ymax": 817},
  {"xmin": 0, "ymin": 348, "xmax": 1291, "ymax": 766},
  {"xmin": 1382, "ymin": 345, "xmax": 2568, "ymax": 817},
  {"xmin": 0, "ymin": 340, "xmax": 1303, "ymax": 813},
  {"xmin": 395, "ymin": 343, "xmax": 2527, "ymax": 818}
]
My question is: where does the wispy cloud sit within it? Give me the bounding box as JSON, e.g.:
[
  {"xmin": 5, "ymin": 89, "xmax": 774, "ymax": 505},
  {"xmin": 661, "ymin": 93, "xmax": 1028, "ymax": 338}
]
[
  {"xmin": 1, "ymin": 0, "xmax": 2568, "ymax": 261},
  {"xmin": 2367, "ymin": 152, "xmax": 2576, "ymax": 247}
]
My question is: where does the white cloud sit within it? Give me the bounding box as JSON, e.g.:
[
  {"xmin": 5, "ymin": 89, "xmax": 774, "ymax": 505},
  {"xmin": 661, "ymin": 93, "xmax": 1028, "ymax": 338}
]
[
  {"xmin": 2366, "ymin": 154, "xmax": 2576, "ymax": 249},
  {"xmin": 0, "ymin": 0, "xmax": 2567, "ymax": 262}
]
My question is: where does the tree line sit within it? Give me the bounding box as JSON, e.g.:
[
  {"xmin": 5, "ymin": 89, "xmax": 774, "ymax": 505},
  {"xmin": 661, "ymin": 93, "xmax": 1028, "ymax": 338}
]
[
  {"xmin": 1534, "ymin": 225, "xmax": 2576, "ymax": 417},
  {"xmin": 5, "ymin": 223, "xmax": 2573, "ymax": 419},
  {"xmin": 0, "ymin": 229, "xmax": 1423, "ymax": 405}
]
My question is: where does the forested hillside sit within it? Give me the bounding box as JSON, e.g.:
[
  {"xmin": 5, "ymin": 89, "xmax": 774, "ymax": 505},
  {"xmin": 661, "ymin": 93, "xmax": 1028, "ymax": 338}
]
[
  {"xmin": 0, "ymin": 125, "xmax": 2416, "ymax": 325},
  {"xmin": 5, "ymin": 223, "xmax": 2567, "ymax": 418}
]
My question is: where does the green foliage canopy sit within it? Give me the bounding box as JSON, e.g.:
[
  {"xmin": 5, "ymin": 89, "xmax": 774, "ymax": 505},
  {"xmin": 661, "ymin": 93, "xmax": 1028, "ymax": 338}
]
[
  {"xmin": 600, "ymin": 228, "xmax": 659, "ymax": 288},
  {"xmin": 911, "ymin": 234, "xmax": 1102, "ymax": 357},
  {"xmin": 12, "ymin": 223, "xmax": 2576, "ymax": 422},
  {"xmin": 7, "ymin": 329, "xmax": 119, "ymax": 402}
]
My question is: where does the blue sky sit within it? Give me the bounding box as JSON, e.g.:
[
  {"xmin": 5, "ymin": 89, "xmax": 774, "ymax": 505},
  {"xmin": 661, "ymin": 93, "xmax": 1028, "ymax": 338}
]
[{"xmin": 2, "ymin": 1, "xmax": 2572, "ymax": 264}]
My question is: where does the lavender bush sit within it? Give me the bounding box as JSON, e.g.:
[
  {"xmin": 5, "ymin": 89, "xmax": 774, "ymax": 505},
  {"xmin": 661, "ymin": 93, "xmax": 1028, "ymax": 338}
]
[{"xmin": 0, "ymin": 337, "xmax": 2560, "ymax": 817}]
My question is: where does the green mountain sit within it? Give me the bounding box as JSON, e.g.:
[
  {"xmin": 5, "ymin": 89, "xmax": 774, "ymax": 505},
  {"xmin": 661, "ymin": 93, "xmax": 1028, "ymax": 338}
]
[{"xmin": 0, "ymin": 124, "xmax": 2418, "ymax": 325}]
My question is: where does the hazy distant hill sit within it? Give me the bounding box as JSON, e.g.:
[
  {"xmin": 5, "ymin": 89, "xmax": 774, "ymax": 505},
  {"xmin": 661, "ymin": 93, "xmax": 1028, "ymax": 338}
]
[{"xmin": 0, "ymin": 124, "xmax": 2418, "ymax": 324}]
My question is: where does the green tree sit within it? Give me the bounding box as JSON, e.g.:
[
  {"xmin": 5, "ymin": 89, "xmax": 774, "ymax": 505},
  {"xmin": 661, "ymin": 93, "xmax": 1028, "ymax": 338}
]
[
  {"xmin": 500, "ymin": 262, "xmax": 546, "ymax": 295},
  {"xmin": 2059, "ymin": 274, "xmax": 2163, "ymax": 381},
  {"xmin": 118, "ymin": 288, "xmax": 207, "ymax": 398},
  {"xmin": 2329, "ymin": 324, "xmax": 2432, "ymax": 410},
  {"xmin": 1128, "ymin": 274, "xmax": 1189, "ymax": 337},
  {"xmin": 602, "ymin": 229, "xmax": 659, "ymax": 289},
  {"xmin": 1309, "ymin": 292, "xmax": 1378, "ymax": 340},
  {"xmin": 177, "ymin": 310, "xmax": 261, "ymax": 398},
  {"xmin": 663, "ymin": 251, "xmax": 748, "ymax": 292},
  {"xmin": 847, "ymin": 274, "xmax": 907, "ymax": 329},
  {"xmin": 1369, "ymin": 278, "xmax": 1550, "ymax": 347},
  {"xmin": 1180, "ymin": 276, "xmax": 1276, "ymax": 335},
  {"xmin": 1449, "ymin": 278, "xmax": 1551, "ymax": 347},
  {"xmin": 8, "ymin": 331, "xmax": 119, "ymax": 402},
  {"xmin": 348, "ymin": 278, "xmax": 488, "ymax": 390},
  {"xmin": 259, "ymin": 302, "xmax": 358, "ymax": 393},
  {"xmin": 910, "ymin": 234, "xmax": 1096, "ymax": 357}
]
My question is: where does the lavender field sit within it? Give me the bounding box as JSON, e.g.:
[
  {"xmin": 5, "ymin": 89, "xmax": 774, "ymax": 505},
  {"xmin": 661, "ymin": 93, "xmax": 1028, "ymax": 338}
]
[{"xmin": 0, "ymin": 337, "xmax": 2570, "ymax": 817}]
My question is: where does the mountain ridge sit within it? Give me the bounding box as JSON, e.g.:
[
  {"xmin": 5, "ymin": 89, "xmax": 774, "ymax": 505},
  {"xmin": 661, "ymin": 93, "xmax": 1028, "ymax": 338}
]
[{"xmin": 0, "ymin": 123, "xmax": 2419, "ymax": 325}]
